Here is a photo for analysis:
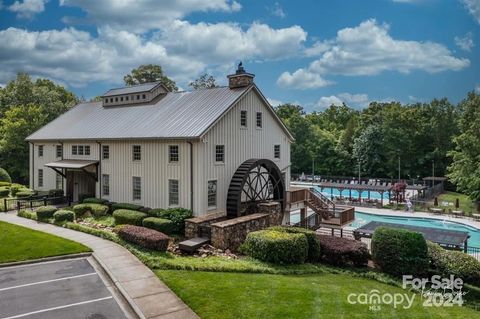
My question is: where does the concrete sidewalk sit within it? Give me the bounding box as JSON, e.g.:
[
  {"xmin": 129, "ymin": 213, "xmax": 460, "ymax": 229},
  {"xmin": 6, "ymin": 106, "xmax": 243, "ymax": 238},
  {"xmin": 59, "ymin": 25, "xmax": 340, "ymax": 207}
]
[{"xmin": 0, "ymin": 212, "xmax": 199, "ymax": 319}]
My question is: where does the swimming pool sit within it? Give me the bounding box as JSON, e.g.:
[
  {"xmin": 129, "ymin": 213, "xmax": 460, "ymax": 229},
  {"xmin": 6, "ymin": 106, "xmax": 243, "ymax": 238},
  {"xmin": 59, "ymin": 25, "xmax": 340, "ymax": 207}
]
[
  {"xmin": 316, "ymin": 187, "xmax": 389, "ymax": 200},
  {"xmin": 351, "ymin": 212, "xmax": 480, "ymax": 246}
]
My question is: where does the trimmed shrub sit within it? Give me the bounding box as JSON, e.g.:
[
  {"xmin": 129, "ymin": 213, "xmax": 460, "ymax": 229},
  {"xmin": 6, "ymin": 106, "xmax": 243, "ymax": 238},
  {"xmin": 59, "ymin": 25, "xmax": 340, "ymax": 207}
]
[
  {"xmin": 10, "ymin": 184, "xmax": 24, "ymax": 197},
  {"xmin": 118, "ymin": 225, "xmax": 170, "ymax": 251},
  {"xmin": 142, "ymin": 217, "xmax": 176, "ymax": 235},
  {"xmin": 317, "ymin": 235, "xmax": 370, "ymax": 267},
  {"xmin": 83, "ymin": 197, "xmax": 109, "ymax": 204},
  {"xmin": 16, "ymin": 190, "xmax": 35, "ymax": 198},
  {"xmin": 111, "ymin": 202, "xmax": 144, "ymax": 212},
  {"xmin": 427, "ymin": 241, "xmax": 480, "ymax": 286},
  {"xmin": 53, "ymin": 210, "xmax": 75, "ymax": 222},
  {"xmin": 148, "ymin": 208, "xmax": 192, "ymax": 234},
  {"xmin": 78, "ymin": 193, "xmax": 95, "ymax": 203},
  {"xmin": 241, "ymin": 229, "xmax": 308, "ymax": 264},
  {"xmin": 113, "ymin": 209, "xmax": 147, "ymax": 226},
  {"xmin": 73, "ymin": 203, "xmax": 109, "ymax": 217},
  {"xmin": 0, "ymin": 168, "xmax": 11, "ymax": 183},
  {"xmin": 372, "ymin": 227, "xmax": 429, "ymax": 277},
  {"xmin": 36, "ymin": 205, "xmax": 58, "ymax": 220},
  {"xmin": 0, "ymin": 181, "xmax": 11, "ymax": 187},
  {"xmin": 0, "ymin": 187, "xmax": 9, "ymax": 198},
  {"xmin": 269, "ymin": 226, "xmax": 321, "ymax": 262},
  {"xmin": 17, "ymin": 210, "xmax": 37, "ymax": 220}
]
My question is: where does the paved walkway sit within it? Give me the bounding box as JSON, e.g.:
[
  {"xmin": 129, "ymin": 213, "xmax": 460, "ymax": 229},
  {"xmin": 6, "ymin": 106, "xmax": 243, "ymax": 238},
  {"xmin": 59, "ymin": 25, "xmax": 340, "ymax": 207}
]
[{"xmin": 0, "ymin": 212, "xmax": 199, "ymax": 319}]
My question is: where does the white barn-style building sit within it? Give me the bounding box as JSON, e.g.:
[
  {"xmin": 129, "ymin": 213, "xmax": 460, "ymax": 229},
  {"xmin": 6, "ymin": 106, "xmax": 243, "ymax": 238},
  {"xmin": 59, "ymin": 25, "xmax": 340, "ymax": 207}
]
[{"xmin": 26, "ymin": 66, "xmax": 293, "ymax": 216}]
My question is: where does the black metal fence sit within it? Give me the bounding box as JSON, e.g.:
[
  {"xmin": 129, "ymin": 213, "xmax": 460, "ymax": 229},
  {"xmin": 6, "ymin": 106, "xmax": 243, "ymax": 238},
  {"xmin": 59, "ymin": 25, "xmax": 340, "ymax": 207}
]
[
  {"xmin": 467, "ymin": 246, "xmax": 480, "ymax": 260},
  {"xmin": 2, "ymin": 195, "xmax": 71, "ymax": 212}
]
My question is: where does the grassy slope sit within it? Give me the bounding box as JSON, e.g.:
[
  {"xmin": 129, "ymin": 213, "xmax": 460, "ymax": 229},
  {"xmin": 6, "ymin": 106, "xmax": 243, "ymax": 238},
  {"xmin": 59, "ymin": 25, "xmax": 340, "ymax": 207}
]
[
  {"xmin": 0, "ymin": 221, "xmax": 91, "ymax": 263},
  {"xmin": 438, "ymin": 191, "xmax": 475, "ymax": 213},
  {"xmin": 157, "ymin": 270, "xmax": 478, "ymax": 319}
]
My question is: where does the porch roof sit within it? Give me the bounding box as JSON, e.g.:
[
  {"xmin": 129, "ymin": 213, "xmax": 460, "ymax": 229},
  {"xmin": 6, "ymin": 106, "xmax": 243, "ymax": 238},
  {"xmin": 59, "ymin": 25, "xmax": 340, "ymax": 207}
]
[{"xmin": 44, "ymin": 159, "xmax": 98, "ymax": 169}]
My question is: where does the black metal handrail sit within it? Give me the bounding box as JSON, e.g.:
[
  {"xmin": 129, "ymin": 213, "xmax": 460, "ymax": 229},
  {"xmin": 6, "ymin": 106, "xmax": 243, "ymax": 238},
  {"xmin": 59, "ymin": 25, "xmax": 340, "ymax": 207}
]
[{"xmin": 2, "ymin": 195, "xmax": 71, "ymax": 212}]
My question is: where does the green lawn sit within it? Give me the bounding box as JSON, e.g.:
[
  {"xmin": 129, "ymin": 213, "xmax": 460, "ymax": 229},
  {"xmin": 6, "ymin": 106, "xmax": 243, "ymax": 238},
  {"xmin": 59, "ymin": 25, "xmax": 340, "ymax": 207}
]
[
  {"xmin": 0, "ymin": 221, "xmax": 91, "ymax": 263},
  {"xmin": 157, "ymin": 270, "xmax": 479, "ymax": 319},
  {"xmin": 438, "ymin": 192, "xmax": 476, "ymax": 214}
]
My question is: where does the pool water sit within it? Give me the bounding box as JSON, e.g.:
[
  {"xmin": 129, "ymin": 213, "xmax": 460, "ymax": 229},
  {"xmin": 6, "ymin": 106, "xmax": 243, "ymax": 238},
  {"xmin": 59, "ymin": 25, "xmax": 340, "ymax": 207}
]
[
  {"xmin": 351, "ymin": 212, "xmax": 480, "ymax": 247},
  {"xmin": 316, "ymin": 187, "xmax": 389, "ymax": 200}
]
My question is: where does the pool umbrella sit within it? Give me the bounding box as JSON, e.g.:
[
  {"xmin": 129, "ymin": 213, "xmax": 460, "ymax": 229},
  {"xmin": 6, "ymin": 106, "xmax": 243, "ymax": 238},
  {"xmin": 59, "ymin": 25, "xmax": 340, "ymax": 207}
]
[
  {"xmin": 455, "ymin": 198, "xmax": 460, "ymax": 209},
  {"xmin": 434, "ymin": 197, "xmax": 438, "ymax": 207}
]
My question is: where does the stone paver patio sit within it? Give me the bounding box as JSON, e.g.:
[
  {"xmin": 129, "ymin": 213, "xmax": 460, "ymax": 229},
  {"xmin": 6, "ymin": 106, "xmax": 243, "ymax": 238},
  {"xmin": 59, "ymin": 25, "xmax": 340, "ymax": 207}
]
[{"xmin": 0, "ymin": 212, "xmax": 199, "ymax": 319}]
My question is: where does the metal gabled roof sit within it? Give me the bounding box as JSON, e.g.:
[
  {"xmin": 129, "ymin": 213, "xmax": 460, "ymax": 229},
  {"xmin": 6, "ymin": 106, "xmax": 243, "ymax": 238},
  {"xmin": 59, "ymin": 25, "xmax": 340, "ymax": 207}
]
[
  {"xmin": 102, "ymin": 82, "xmax": 163, "ymax": 97},
  {"xmin": 26, "ymin": 86, "xmax": 250, "ymax": 141}
]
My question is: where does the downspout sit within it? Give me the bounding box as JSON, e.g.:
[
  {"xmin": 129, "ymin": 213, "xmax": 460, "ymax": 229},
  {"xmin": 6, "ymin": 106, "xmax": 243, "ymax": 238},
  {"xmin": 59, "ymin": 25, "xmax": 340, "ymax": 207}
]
[
  {"xmin": 187, "ymin": 141, "xmax": 194, "ymax": 212},
  {"xmin": 59, "ymin": 141, "xmax": 64, "ymax": 192},
  {"xmin": 29, "ymin": 142, "xmax": 34, "ymax": 189},
  {"xmin": 96, "ymin": 141, "xmax": 102, "ymax": 199}
]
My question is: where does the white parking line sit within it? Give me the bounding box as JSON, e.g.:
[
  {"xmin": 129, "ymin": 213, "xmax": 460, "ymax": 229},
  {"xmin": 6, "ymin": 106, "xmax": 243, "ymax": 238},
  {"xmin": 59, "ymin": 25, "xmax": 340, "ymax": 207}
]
[
  {"xmin": 0, "ymin": 257, "xmax": 87, "ymax": 270},
  {"xmin": 0, "ymin": 296, "xmax": 113, "ymax": 319},
  {"xmin": 0, "ymin": 273, "xmax": 97, "ymax": 292}
]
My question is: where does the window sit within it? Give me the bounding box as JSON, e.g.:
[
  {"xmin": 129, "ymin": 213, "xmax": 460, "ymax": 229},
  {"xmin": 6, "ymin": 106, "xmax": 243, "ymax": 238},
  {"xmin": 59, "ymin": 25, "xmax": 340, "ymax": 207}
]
[
  {"xmin": 110, "ymin": 98, "xmax": 113, "ymax": 103},
  {"xmin": 72, "ymin": 145, "xmax": 77, "ymax": 155},
  {"xmin": 78, "ymin": 145, "xmax": 84, "ymax": 155},
  {"xmin": 102, "ymin": 174, "xmax": 110, "ymax": 196},
  {"xmin": 38, "ymin": 145, "xmax": 44, "ymax": 157},
  {"xmin": 38, "ymin": 169, "xmax": 43, "ymax": 187},
  {"xmin": 256, "ymin": 112, "xmax": 263, "ymax": 128},
  {"xmin": 208, "ymin": 180, "xmax": 217, "ymax": 208},
  {"xmin": 126, "ymin": 96, "xmax": 129, "ymax": 101},
  {"xmin": 169, "ymin": 145, "xmax": 179, "ymax": 163},
  {"xmin": 85, "ymin": 145, "xmax": 90, "ymax": 155},
  {"xmin": 132, "ymin": 145, "xmax": 141, "ymax": 161},
  {"xmin": 120, "ymin": 96, "xmax": 124, "ymax": 102},
  {"xmin": 137, "ymin": 94, "xmax": 140, "ymax": 100},
  {"xmin": 56, "ymin": 173, "xmax": 63, "ymax": 190},
  {"xmin": 132, "ymin": 176, "xmax": 141, "ymax": 200},
  {"xmin": 115, "ymin": 97, "xmax": 118, "ymax": 102},
  {"xmin": 169, "ymin": 179, "xmax": 179, "ymax": 206},
  {"xmin": 274, "ymin": 144, "xmax": 280, "ymax": 159},
  {"xmin": 102, "ymin": 145, "xmax": 109, "ymax": 159},
  {"xmin": 56, "ymin": 145, "xmax": 62, "ymax": 158},
  {"xmin": 240, "ymin": 110, "xmax": 247, "ymax": 127},
  {"xmin": 142, "ymin": 94, "xmax": 146, "ymax": 99},
  {"xmin": 215, "ymin": 145, "xmax": 225, "ymax": 163}
]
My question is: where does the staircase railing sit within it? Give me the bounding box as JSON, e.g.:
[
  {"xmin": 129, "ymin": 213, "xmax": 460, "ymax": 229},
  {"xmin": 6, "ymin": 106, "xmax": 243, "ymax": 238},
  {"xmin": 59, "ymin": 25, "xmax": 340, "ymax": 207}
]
[{"xmin": 308, "ymin": 187, "xmax": 336, "ymax": 213}]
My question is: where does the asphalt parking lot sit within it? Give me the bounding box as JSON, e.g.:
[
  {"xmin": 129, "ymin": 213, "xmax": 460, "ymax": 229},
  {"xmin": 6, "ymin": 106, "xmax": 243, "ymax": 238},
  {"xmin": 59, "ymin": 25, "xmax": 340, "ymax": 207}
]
[{"xmin": 0, "ymin": 257, "xmax": 131, "ymax": 319}]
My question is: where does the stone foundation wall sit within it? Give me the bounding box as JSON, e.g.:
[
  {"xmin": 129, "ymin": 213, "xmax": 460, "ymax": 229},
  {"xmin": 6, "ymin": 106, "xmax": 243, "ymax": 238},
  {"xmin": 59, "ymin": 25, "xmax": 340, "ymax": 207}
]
[
  {"xmin": 185, "ymin": 212, "xmax": 227, "ymax": 239},
  {"xmin": 211, "ymin": 202, "xmax": 282, "ymax": 251}
]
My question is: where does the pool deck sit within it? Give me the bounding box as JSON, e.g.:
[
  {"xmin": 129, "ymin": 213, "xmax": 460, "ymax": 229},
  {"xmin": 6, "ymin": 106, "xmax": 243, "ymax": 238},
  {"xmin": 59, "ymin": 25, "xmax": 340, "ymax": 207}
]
[{"xmin": 356, "ymin": 206, "xmax": 480, "ymax": 230}]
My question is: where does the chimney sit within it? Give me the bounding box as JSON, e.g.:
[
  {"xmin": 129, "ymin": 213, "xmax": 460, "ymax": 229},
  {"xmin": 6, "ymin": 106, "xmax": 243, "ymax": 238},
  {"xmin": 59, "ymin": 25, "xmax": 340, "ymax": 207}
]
[{"xmin": 228, "ymin": 62, "xmax": 255, "ymax": 89}]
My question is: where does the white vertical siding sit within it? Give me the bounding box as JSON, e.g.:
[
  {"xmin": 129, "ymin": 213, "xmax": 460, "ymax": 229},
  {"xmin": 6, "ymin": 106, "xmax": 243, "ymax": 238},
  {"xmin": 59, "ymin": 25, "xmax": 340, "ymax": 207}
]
[
  {"xmin": 194, "ymin": 89, "xmax": 291, "ymax": 215},
  {"xmin": 30, "ymin": 142, "xmax": 63, "ymax": 191}
]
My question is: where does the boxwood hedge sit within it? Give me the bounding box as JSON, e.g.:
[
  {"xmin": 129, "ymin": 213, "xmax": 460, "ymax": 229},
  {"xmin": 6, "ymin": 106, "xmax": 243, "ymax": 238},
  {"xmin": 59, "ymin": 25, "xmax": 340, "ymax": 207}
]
[
  {"xmin": 241, "ymin": 229, "xmax": 308, "ymax": 264},
  {"xmin": 73, "ymin": 203, "xmax": 109, "ymax": 217},
  {"xmin": 268, "ymin": 226, "xmax": 321, "ymax": 262},
  {"xmin": 111, "ymin": 202, "xmax": 144, "ymax": 212},
  {"xmin": 372, "ymin": 227, "xmax": 429, "ymax": 277},
  {"xmin": 142, "ymin": 217, "xmax": 176, "ymax": 235},
  {"xmin": 36, "ymin": 206, "xmax": 58, "ymax": 220},
  {"xmin": 53, "ymin": 210, "xmax": 75, "ymax": 222},
  {"xmin": 83, "ymin": 197, "xmax": 109, "ymax": 204},
  {"xmin": 113, "ymin": 209, "xmax": 147, "ymax": 226},
  {"xmin": 148, "ymin": 208, "xmax": 192, "ymax": 234}
]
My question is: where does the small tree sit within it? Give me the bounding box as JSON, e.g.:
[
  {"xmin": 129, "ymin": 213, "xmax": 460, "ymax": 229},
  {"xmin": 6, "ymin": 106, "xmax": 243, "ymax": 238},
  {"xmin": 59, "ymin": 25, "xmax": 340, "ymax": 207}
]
[
  {"xmin": 124, "ymin": 64, "xmax": 177, "ymax": 92},
  {"xmin": 189, "ymin": 74, "xmax": 218, "ymax": 90}
]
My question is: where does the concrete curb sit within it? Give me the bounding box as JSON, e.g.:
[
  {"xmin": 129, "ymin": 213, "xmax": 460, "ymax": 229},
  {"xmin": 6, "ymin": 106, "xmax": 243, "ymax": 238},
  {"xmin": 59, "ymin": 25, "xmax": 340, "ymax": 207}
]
[
  {"xmin": 92, "ymin": 253, "xmax": 146, "ymax": 319},
  {"xmin": 0, "ymin": 252, "xmax": 92, "ymax": 268}
]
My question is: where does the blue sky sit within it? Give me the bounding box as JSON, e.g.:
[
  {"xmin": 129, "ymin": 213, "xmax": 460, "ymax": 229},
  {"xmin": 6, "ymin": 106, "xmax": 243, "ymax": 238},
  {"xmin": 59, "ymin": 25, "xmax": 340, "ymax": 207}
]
[{"xmin": 0, "ymin": 0, "xmax": 479, "ymax": 111}]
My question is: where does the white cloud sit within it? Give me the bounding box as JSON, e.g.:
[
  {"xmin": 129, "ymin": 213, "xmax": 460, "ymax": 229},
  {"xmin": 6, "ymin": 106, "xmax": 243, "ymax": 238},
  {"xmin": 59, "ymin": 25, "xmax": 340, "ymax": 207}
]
[
  {"xmin": 267, "ymin": 97, "xmax": 283, "ymax": 106},
  {"xmin": 280, "ymin": 19, "xmax": 469, "ymax": 89},
  {"xmin": 8, "ymin": 0, "xmax": 46, "ymax": 19},
  {"xmin": 0, "ymin": 21, "xmax": 307, "ymax": 88},
  {"xmin": 476, "ymin": 84, "xmax": 480, "ymax": 93},
  {"xmin": 455, "ymin": 32, "xmax": 474, "ymax": 51},
  {"xmin": 277, "ymin": 68, "xmax": 332, "ymax": 89},
  {"xmin": 315, "ymin": 92, "xmax": 370, "ymax": 109},
  {"xmin": 462, "ymin": 0, "xmax": 480, "ymax": 24},
  {"xmin": 60, "ymin": 0, "xmax": 241, "ymax": 33},
  {"xmin": 269, "ymin": 2, "xmax": 286, "ymax": 18}
]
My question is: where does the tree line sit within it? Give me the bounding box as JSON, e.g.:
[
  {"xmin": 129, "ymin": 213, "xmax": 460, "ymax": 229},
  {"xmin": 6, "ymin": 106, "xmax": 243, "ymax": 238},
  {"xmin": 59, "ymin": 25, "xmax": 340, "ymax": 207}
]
[{"xmin": 0, "ymin": 65, "xmax": 478, "ymax": 200}]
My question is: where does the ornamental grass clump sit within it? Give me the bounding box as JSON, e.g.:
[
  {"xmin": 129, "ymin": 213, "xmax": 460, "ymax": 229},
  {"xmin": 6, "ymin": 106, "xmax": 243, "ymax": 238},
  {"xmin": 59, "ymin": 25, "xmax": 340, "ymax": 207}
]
[
  {"xmin": 118, "ymin": 225, "xmax": 170, "ymax": 251},
  {"xmin": 241, "ymin": 229, "xmax": 308, "ymax": 264}
]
